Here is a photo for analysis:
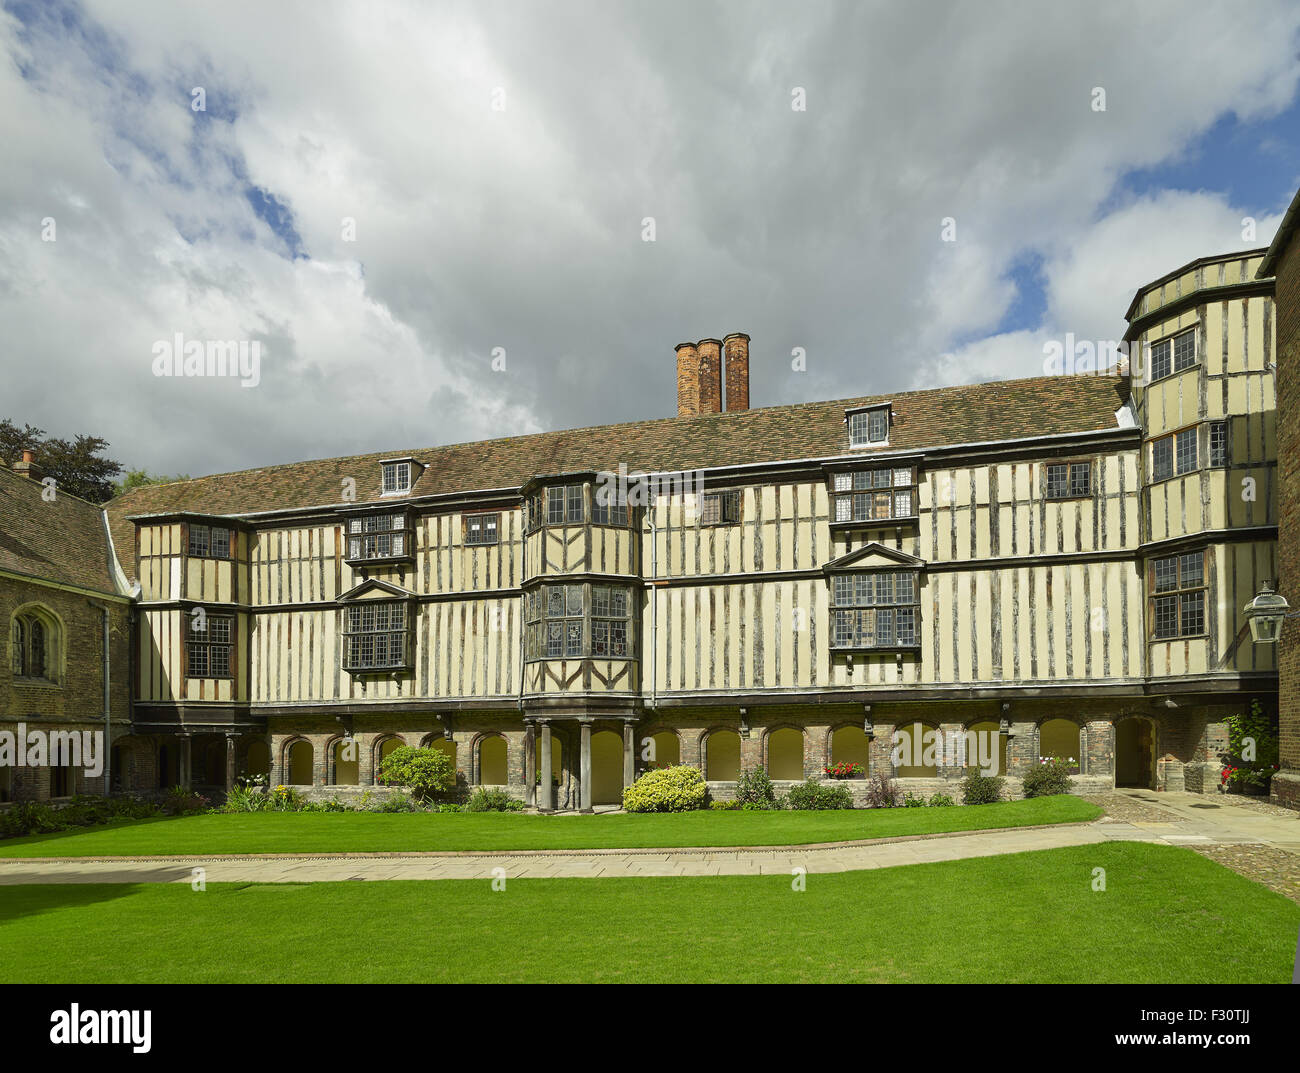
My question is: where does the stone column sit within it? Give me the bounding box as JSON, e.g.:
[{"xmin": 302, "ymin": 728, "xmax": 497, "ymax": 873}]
[
  {"xmin": 524, "ymin": 722, "xmax": 536, "ymax": 808},
  {"xmin": 179, "ymin": 734, "xmax": 192, "ymax": 791},
  {"xmin": 579, "ymin": 720, "xmax": 593, "ymax": 813},
  {"xmin": 539, "ymin": 721, "xmax": 554, "ymax": 812},
  {"xmin": 622, "ymin": 720, "xmax": 636, "ymax": 788},
  {"xmin": 224, "ymin": 734, "xmax": 237, "ymax": 793}
]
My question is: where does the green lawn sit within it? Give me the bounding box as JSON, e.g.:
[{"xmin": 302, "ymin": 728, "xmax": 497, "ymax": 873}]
[
  {"xmin": 0, "ymin": 796, "xmax": 1100, "ymax": 856},
  {"xmin": 1, "ymin": 843, "xmax": 1293, "ymax": 982}
]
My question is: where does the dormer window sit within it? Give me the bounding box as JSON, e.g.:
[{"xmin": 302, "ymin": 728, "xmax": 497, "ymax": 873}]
[
  {"xmin": 381, "ymin": 460, "xmax": 412, "ymax": 495},
  {"xmin": 848, "ymin": 404, "xmax": 891, "ymax": 447}
]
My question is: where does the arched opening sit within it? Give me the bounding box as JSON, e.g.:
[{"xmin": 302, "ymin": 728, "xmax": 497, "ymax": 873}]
[
  {"xmin": 590, "ymin": 730, "xmax": 623, "ymax": 805},
  {"xmin": 965, "ymin": 721, "xmax": 1008, "ymax": 776},
  {"xmin": 375, "ymin": 736, "xmax": 405, "ymax": 781},
  {"xmin": 288, "ymin": 741, "xmax": 314, "ymax": 786},
  {"xmin": 1115, "ymin": 718, "xmax": 1154, "ymax": 789},
  {"xmin": 705, "ymin": 730, "xmax": 741, "ymax": 781},
  {"xmin": 891, "ymin": 722, "xmax": 938, "ymax": 777},
  {"xmin": 10, "ymin": 605, "xmax": 60, "ymax": 683},
  {"xmin": 158, "ymin": 743, "xmax": 180, "ymax": 789},
  {"xmin": 49, "ymin": 763, "xmax": 71, "ymax": 798},
  {"xmin": 245, "ymin": 739, "xmax": 270, "ymax": 778},
  {"xmin": 332, "ymin": 739, "xmax": 360, "ymax": 785},
  {"xmin": 643, "ymin": 730, "xmax": 680, "ymax": 769},
  {"xmin": 195, "ymin": 737, "xmax": 225, "ymax": 786},
  {"xmin": 830, "ymin": 726, "xmax": 871, "ymax": 775},
  {"xmin": 479, "ymin": 735, "xmax": 508, "ymax": 785},
  {"xmin": 1040, "ymin": 719, "xmax": 1082, "ymax": 772},
  {"xmin": 425, "ymin": 736, "xmax": 457, "ymax": 767},
  {"xmin": 767, "ymin": 728, "xmax": 804, "ymax": 780}
]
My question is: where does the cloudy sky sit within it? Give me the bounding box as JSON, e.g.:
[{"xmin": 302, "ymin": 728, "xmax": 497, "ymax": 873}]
[{"xmin": 2, "ymin": 0, "xmax": 1299, "ymax": 479}]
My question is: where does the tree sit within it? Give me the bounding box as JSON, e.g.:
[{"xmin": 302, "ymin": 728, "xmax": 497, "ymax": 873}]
[
  {"xmin": 0, "ymin": 419, "xmax": 123, "ymax": 504},
  {"xmin": 376, "ymin": 746, "xmax": 456, "ymax": 801},
  {"xmin": 115, "ymin": 469, "xmax": 191, "ymax": 494}
]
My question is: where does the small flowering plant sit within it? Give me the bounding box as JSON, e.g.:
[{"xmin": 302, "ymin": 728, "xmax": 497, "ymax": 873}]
[{"xmin": 823, "ymin": 761, "xmax": 866, "ymax": 779}]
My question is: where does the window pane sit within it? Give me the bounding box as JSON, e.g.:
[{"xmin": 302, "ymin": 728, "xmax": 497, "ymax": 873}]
[
  {"xmin": 854, "ymin": 574, "xmax": 872, "ymax": 606},
  {"xmin": 1178, "ymin": 552, "xmax": 1203, "ymax": 588},
  {"xmin": 611, "ymin": 589, "xmax": 628, "ymax": 618},
  {"xmin": 547, "ymin": 588, "xmax": 565, "ymax": 617},
  {"xmin": 867, "ymin": 409, "xmax": 888, "ymax": 442},
  {"xmin": 592, "ymin": 619, "xmax": 609, "ymax": 657},
  {"xmin": 1150, "ymin": 339, "xmax": 1171, "ymax": 380},
  {"xmin": 592, "ymin": 586, "xmax": 611, "ymax": 617},
  {"xmin": 833, "ymin": 610, "xmax": 853, "ymax": 647},
  {"xmin": 1175, "ymin": 428, "xmax": 1197, "ymax": 474},
  {"xmin": 567, "ymin": 585, "xmax": 583, "ymax": 616},
  {"xmin": 876, "ymin": 608, "xmax": 895, "ymax": 646},
  {"xmin": 187, "ymin": 643, "xmax": 208, "ymax": 677},
  {"xmin": 1153, "ymin": 595, "xmax": 1178, "ymax": 638},
  {"xmin": 610, "ymin": 621, "xmax": 628, "ymax": 657},
  {"xmin": 1046, "ymin": 464, "xmax": 1067, "ymax": 499},
  {"xmin": 892, "ymin": 467, "xmax": 912, "ymax": 488},
  {"xmin": 1152, "ymin": 438, "xmax": 1173, "ymax": 481},
  {"xmin": 1173, "ymin": 330, "xmax": 1195, "ymax": 371},
  {"xmin": 209, "ymin": 617, "xmax": 232, "ymax": 643},
  {"xmin": 546, "ymin": 622, "xmax": 562, "ymax": 657},
  {"xmin": 1069, "ymin": 463, "xmax": 1090, "ymax": 497},
  {"xmin": 833, "ymin": 473, "xmax": 852, "ymax": 493},
  {"xmin": 1209, "ymin": 422, "xmax": 1226, "ymax": 467},
  {"xmin": 894, "ymin": 490, "xmax": 912, "ymax": 517},
  {"xmin": 875, "ymin": 573, "xmax": 895, "ymax": 605},
  {"xmin": 701, "ymin": 494, "xmax": 720, "ymax": 525},
  {"xmin": 565, "ymin": 621, "xmax": 583, "ymax": 657},
  {"xmin": 1180, "ymin": 591, "xmax": 1204, "ymax": 636},
  {"xmin": 547, "ymin": 488, "xmax": 565, "ymax": 524},
  {"xmin": 897, "ymin": 607, "xmax": 916, "ymax": 645},
  {"xmin": 835, "ymin": 496, "xmax": 852, "ymax": 522},
  {"xmin": 189, "ymin": 525, "xmax": 209, "ymax": 557},
  {"xmin": 1153, "ymin": 556, "xmax": 1178, "ymax": 593},
  {"xmin": 872, "ymin": 468, "xmax": 891, "ymax": 488},
  {"xmin": 848, "ymin": 412, "xmax": 869, "ymax": 445},
  {"xmin": 896, "ymin": 573, "xmax": 915, "ymax": 603},
  {"xmin": 853, "ymin": 471, "xmax": 871, "ymax": 491},
  {"xmin": 567, "ymin": 485, "xmax": 583, "ymax": 523},
  {"xmin": 833, "ymin": 575, "xmax": 851, "ymax": 607}
]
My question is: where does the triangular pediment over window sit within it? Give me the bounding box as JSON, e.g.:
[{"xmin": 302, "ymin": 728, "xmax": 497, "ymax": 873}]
[
  {"xmin": 339, "ymin": 578, "xmax": 416, "ymax": 602},
  {"xmin": 822, "ymin": 543, "xmax": 926, "ymax": 575}
]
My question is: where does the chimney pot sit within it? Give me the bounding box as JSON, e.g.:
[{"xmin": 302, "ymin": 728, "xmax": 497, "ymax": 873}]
[
  {"xmin": 21, "ymin": 449, "xmax": 34, "ymax": 464},
  {"xmin": 723, "ymin": 332, "xmax": 750, "ymax": 412},
  {"xmin": 13, "ymin": 447, "xmax": 44, "ymax": 482}
]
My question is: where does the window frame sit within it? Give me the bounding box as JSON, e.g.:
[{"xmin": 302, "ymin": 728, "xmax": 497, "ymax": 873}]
[
  {"xmin": 344, "ymin": 511, "xmax": 414, "ymax": 564},
  {"xmin": 1149, "ymin": 425, "xmax": 1199, "ymax": 483},
  {"xmin": 1045, "ymin": 460, "xmax": 1092, "ymax": 501},
  {"xmin": 1146, "ymin": 327, "xmax": 1197, "ymax": 383},
  {"xmin": 463, "ymin": 512, "xmax": 500, "ymax": 546},
  {"xmin": 828, "ymin": 464, "xmax": 918, "ymax": 527},
  {"xmin": 1208, "ymin": 420, "xmax": 1228, "ymax": 468},
  {"xmin": 828, "ymin": 569, "xmax": 921, "ymax": 651},
  {"xmin": 10, "ymin": 608, "xmax": 58, "ymax": 685},
  {"xmin": 700, "ymin": 489, "xmax": 741, "ymax": 526},
  {"xmin": 187, "ymin": 523, "xmax": 233, "ymax": 560},
  {"xmin": 847, "ymin": 405, "xmax": 891, "ymax": 448},
  {"xmin": 1148, "ymin": 551, "xmax": 1206, "ymax": 641},
  {"xmin": 341, "ymin": 600, "xmax": 413, "ymax": 672},
  {"xmin": 591, "ymin": 484, "xmax": 630, "ymax": 527},
  {"xmin": 525, "ymin": 582, "xmax": 636, "ymax": 662},
  {"xmin": 185, "ymin": 611, "xmax": 235, "ymax": 680},
  {"xmin": 380, "ymin": 460, "xmax": 412, "ymax": 496}
]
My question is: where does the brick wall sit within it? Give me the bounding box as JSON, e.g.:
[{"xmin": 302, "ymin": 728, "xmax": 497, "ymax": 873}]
[{"xmin": 0, "ymin": 575, "xmax": 131, "ymax": 802}]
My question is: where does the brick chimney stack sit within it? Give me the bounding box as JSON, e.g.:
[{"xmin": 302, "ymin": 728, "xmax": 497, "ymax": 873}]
[
  {"xmin": 696, "ymin": 339, "xmax": 722, "ymax": 414},
  {"xmin": 12, "ymin": 448, "xmax": 44, "ymax": 482},
  {"xmin": 675, "ymin": 342, "xmax": 700, "ymax": 416},
  {"xmin": 723, "ymin": 333, "xmax": 750, "ymax": 412}
]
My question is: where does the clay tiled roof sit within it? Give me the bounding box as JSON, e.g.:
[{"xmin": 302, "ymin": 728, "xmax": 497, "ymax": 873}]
[
  {"xmin": 104, "ymin": 372, "xmax": 1130, "ymax": 577},
  {"xmin": 0, "ymin": 468, "xmax": 121, "ymax": 596}
]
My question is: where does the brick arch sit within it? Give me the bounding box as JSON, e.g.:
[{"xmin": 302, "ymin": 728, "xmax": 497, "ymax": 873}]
[
  {"xmin": 323, "ymin": 733, "xmax": 360, "ymax": 785},
  {"xmin": 470, "ymin": 731, "xmax": 509, "ymax": 785},
  {"xmin": 636, "ymin": 726, "xmax": 682, "ymax": 769},
  {"xmin": 371, "ymin": 733, "xmax": 407, "ymax": 781},
  {"xmin": 887, "ymin": 720, "xmax": 941, "ymax": 778},
  {"xmin": 762, "ymin": 723, "xmax": 807, "ymax": 780},
  {"xmin": 278, "ymin": 736, "xmax": 314, "ymax": 786},
  {"xmin": 700, "ymin": 725, "xmax": 742, "ymax": 781},
  {"xmin": 825, "ymin": 721, "xmax": 872, "ymax": 775}
]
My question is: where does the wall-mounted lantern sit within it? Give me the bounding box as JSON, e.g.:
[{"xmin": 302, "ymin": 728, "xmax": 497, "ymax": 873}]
[{"xmin": 1244, "ymin": 580, "xmax": 1292, "ymax": 643}]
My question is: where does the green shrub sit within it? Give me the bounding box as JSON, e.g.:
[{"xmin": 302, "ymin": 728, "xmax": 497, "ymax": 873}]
[
  {"xmin": 464, "ymin": 787, "xmax": 523, "ymax": 812},
  {"xmin": 269, "ymin": 785, "xmax": 306, "ymax": 811},
  {"xmin": 902, "ymin": 792, "xmax": 927, "ymax": 807},
  {"xmin": 0, "ymin": 801, "xmax": 65, "ymax": 838},
  {"xmin": 863, "ymin": 774, "xmax": 899, "ymax": 808},
  {"xmin": 735, "ymin": 766, "xmax": 778, "ymax": 809},
  {"xmin": 708, "ymin": 800, "xmax": 742, "ymax": 810},
  {"xmin": 378, "ymin": 746, "xmax": 457, "ymax": 801},
  {"xmin": 220, "ymin": 785, "xmax": 271, "ymax": 813},
  {"xmin": 161, "ymin": 786, "xmax": 210, "ymax": 815},
  {"xmin": 622, "ymin": 765, "xmax": 708, "ymax": 813},
  {"xmin": 928, "ymin": 793, "xmax": 955, "ymax": 807},
  {"xmin": 1021, "ymin": 758, "xmax": 1071, "ymax": 798},
  {"xmin": 1221, "ymin": 699, "xmax": 1280, "ymax": 792},
  {"xmin": 785, "ymin": 779, "xmax": 855, "ymax": 810},
  {"xmin": 961, "ymin": 771, "xmax": 1004, "ymax": 804},
  {"xmin": 370, "ymin": 791, "xmax": 420, "ymax": 813}
]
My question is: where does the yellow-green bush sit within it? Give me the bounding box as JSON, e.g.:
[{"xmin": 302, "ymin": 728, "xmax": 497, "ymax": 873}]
[{"xmin": 622, "ymin": 765, "xmax": 708, "ymax": 812}]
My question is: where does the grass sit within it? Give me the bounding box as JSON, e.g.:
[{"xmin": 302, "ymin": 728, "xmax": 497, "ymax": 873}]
[
  {"xmin": 0, "ymin": 796, "xmax": 1100, "ymax": 856},
  {"xmin": 0, "ymin": 843, "xmax": 1293, "ymax": 982}
]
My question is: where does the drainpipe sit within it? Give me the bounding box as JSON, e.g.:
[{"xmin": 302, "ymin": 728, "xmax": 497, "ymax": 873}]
[
  {"xmin": 649, "ymin": 507, "xmax": 658, "ymax": 714},
  {"xmin": 88, "ymin": 601, "xmax": 111, "ymax": 793}
]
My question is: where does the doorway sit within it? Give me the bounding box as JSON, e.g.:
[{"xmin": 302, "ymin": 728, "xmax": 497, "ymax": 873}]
[{"xmin": 1115, "ymin": 718, "xmax": 1155, "ymax": 789}]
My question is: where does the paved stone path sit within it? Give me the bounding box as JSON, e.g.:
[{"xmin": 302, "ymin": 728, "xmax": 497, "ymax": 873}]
[{"xmin": 0, "ymin": 790, "xmax": 1294, "ymax": 886}]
